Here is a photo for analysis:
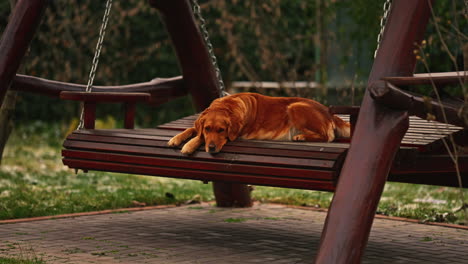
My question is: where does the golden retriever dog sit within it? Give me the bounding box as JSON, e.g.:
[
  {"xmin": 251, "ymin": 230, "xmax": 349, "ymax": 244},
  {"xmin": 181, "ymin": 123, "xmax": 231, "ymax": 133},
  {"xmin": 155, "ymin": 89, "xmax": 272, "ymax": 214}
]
[{"xmin": 168, "ymin": 93, "xmax": 350, "ymax": 154}]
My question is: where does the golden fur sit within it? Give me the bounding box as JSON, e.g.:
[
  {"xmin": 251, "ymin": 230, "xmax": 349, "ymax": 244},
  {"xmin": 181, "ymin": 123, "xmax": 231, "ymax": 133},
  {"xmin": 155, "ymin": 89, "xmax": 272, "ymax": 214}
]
[{"xmin": 168, "ymin": 93, "xmax": 350, "ymax": 154}]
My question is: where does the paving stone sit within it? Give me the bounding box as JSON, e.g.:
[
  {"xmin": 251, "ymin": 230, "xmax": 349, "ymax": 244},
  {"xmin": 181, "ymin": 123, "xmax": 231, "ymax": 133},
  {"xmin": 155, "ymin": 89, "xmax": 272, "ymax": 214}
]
[{"xmin": 0, "ymin": 203, "xmax": 466, "ymax": 263}]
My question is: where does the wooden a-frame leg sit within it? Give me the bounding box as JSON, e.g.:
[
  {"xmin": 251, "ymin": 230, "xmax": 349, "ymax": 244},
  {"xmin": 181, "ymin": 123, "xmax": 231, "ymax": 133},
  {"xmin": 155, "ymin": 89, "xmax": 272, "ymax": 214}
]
[
  {"xmin": 314, "ymin": 0, "xmax": 432, "ymax": 263},
  {"xmin": 315, "ymin": 95, "xmax": 409, "ymax": 263},
  {"xmin": 0, "ymin": 0, "xmax": 48, "ymax": 107}
]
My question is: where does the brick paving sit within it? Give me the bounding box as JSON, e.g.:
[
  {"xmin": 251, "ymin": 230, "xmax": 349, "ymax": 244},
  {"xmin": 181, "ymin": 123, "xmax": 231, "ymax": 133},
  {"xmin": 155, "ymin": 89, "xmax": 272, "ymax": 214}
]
[{"xmin": 0, "ymin": 203, "xmax": 467, "ymax": 264}]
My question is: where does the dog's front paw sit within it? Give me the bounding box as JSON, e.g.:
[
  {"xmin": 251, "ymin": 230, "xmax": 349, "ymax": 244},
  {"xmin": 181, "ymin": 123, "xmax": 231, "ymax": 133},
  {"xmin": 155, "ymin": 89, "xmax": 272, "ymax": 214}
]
[
  {"xmin": 179, "ymin": 136, "xmax": 202, "ymax": 155},
  {"xmin": 293, "ymin": 135, "xmax": 306, "ymax": 141},
  {"xmin": 180, "ymin": 144, "xmax": 196, "ymax": 155},
  {"xmin": 167, "ymin": 136, "xmax": 182, "ymax": 147}
]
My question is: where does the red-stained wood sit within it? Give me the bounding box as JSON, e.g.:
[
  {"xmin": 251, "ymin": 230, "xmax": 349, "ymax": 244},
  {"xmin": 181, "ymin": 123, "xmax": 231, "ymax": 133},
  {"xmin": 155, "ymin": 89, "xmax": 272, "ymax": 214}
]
[
  {"xmin": 124, "ymin": 103, "xmax": 136, "ymax": 129},
  {"xmin": 315, "ymin": 1, "xmax": 433, "ymax": 263},
  {"xmin": 370, "ymin": 81, "xmax": 466, "ymax": 128},
  {"xmin": 11, "ymin": 74, "xmax": 186, "ymax": 106},
  {"xmin": 73, "ymin": 128, "xmax": 350, "ymax": 154},
  {"xmin": 66, "ymin": 133, "xmax": 344, "ymax": 161},
  {"xmin": 62, "ymin": 158, "xmax": 336, "ymax": 191},
  {"xmin": 63, "ymin": 140, "xmax": 338, "ymax": 169},
  {"xmin": 0, "ymin": 0, "xmax": 48, "ymax": 107},
  {"xmin": 212, "ymin": 182, "xmax": 253, "ymax": 207},
  {"xmin": 83, "ymin": 102, "xmax": 96, "ymax": 129},
  {"xmin": 62, "ymin": 149, "xmax": 336, "ymax": 182},
  {"xmin": 60, "ymin": 91, "xmax": 150, "ymax": 129},
  {"xmin": 149, "ymin": 0, "xmax": 252, "ymax": 207},
  {"xmin": 60, "ymin": 91, "xmax": 151, "ymax": 103},
  {"xmin": 149, "ymin": 0, "xmax": 220, "ymax": 109},
  {"xmin": 382, "ymin": 71, "xmax": 468, "ymax": 86},
  {"xmin": 61, "ymin": 123, "xmax": 464, "ymax": 190}
]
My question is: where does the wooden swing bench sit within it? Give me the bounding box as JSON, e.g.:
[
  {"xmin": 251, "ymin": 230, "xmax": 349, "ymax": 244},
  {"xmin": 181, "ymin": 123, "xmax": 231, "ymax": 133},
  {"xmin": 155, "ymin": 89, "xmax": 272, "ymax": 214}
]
[
  {"xmin": 2, "ymin": 0, "xmax": 467, "ymax": 263},
  {"xmin": 60, "ymin": 94, "xmax": 467, "ymax": 191}
]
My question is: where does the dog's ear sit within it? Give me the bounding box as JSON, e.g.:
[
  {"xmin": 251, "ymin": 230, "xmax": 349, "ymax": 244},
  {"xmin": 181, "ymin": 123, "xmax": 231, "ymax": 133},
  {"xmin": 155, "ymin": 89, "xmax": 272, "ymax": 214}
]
[
  {"xmin": 227, "ymin": 117, "xmax": 241, "ymax": 141},
  {"xmin": 194, "ymin": 115, "xmax": 205, "ymax": 138}
]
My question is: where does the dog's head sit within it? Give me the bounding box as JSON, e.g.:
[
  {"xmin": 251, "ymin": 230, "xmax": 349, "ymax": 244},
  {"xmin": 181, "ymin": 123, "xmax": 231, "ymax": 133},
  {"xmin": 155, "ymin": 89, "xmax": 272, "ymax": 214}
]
[{"xmin": 195, "ymin": 109, "xmax": 241, "ymax": 153}]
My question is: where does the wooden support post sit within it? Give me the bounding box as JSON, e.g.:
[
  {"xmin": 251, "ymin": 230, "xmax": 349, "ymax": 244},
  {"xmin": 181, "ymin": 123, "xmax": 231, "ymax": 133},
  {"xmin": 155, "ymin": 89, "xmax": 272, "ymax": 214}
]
[
  {"xmin": 60, "ymin": 91, "xmax": 150, "ymax": 130},
  {"xmin": 83, "ymin": 102, "xmax": 96, "ymax": 129},
  {"xmin": 149, "ymin": 0, "xmax": 252, "ymax": 207},
  {"xmin": 212, "ymin": 182, "xmax": 253, "ymax": 207},
  {"xmin": 124, "ymin": 103, "xmax": 136, "ymax": 129},
  {"xmin": 148, "ymin": 0, "xmax": 220, "ymax": 109},
  {"xmin": 0, "ymin": 0, "xmax": 48, "ymax": 107},
  {"xmin": 315, "ymin": 1, "xmax": 433, "ymax": 263}
]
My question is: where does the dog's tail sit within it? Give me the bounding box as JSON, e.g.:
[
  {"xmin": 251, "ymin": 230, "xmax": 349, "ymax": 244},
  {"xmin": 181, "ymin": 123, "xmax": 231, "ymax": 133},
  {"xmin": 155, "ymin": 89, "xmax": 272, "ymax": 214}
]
[{"xmin": 333, "ymin": 115, "xmax": 351, "ymax": 139}]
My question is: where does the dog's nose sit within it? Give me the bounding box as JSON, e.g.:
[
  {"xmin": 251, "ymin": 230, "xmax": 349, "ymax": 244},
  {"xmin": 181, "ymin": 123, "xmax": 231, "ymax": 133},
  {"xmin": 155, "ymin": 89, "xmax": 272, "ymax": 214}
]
[{"xmin": 208, "ymin": 144, "xmax": 216, "ymax": 152}]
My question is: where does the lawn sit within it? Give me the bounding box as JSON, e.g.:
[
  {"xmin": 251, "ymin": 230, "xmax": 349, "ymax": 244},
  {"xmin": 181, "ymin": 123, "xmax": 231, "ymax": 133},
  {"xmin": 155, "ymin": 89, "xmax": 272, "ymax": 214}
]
[{"xmin": 0, "ymin": 121, "xmax": 466, "ymax": 225}]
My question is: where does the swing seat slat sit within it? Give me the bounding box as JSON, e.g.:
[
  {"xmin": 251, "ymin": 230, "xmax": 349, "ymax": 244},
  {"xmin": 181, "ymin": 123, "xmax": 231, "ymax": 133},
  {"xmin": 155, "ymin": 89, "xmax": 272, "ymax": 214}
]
[
  {"xmin": 62, "ymin": 124, "xmax": 346, "ymax": 191},
  {"xmin": 62, "ymin": 112, "xmax": 468, "ymax": 190}
]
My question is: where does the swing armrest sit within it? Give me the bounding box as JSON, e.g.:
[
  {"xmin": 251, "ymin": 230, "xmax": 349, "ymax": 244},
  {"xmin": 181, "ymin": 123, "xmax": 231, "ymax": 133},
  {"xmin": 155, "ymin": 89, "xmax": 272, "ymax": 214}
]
[{"xmin": 60, "ymin": 91, "xmax": 151, "ymax": 129}]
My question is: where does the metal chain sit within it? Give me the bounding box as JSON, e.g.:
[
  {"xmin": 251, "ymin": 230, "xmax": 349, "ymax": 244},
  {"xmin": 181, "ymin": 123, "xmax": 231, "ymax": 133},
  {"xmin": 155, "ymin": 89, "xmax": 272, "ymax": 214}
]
[
  {"xmin": 191, "ymin": 0, "xmax": 228, "ymax": 97},
  {"xmin": 374, "ymin": 0, "xmax": 392, "ymax": 58},
  {"xmin": 78, "ymin": 0, "xmax": 113, "ymax": 129}
]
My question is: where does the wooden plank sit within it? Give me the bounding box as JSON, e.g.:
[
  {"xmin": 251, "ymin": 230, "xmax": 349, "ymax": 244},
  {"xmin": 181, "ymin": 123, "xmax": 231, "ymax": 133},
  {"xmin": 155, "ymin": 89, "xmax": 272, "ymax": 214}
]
[
  {"xmin": 158, "ymin": 124, "xmax": 192, "ymax": 129},
  {"xmin": 156, "ymin": 123, "xmax": 455, "ymax": 144},
  {"xmin": 62, "ymin": 150, "xmax": 336, "ymax": 181},
  {"xmin": 12, "ymin": 75, "xmax": 187, "ymax": 105},
  {"xmin": 75, "ymin": 128, "xmax": 177, "ymax": 138},
  {"xmin": 60, "ymin": 91, "xmax": 151, "ymax": 103},
  {"xmin": 161, "ymin": 114, "xmax": 462, "ymax": 131},
  {"xmin": 403, "ymin": 132, "xmax": 443, "ymax": 138},
  {"xmin": 157, "ymin": 114, "xmax": 462, "ymax": 144},
  {"xmin": 382, "ymin": 71, "xmax": 468, "ymax": 86},
  {"xmin": 63, "ymin": 140, "xmax": 337, "ymax": 169},
  {"xmin": 407, "ymin": 126, "xmax": 461, "ymax": 132},
  {"xmin": 407, "ymin": 126, "xmax": 461, "ymax": 134},
  {"xmin": 63, "ymin": 158, "xmax": 336, "ymax": 191},
  {"xmin": 72, "ymin": 129, "xmax": 349, "ymax": 154},
  {"xmin": 66, "ymin": 133, "xmax": 343, "ymax": 160},
  {"xmin": 406, "ymin": 122, "xmax": 461, "ymax": 129}
]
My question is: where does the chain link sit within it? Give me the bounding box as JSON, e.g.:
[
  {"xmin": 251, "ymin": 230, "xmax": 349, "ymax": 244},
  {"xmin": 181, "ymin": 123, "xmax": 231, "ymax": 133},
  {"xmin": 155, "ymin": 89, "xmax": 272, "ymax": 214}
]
[
  {"xmin": 191, "ymin": 0, "xmax": 228, "ymax": 97},
  {"xmin": 78, "ymin": 0, "xmax": 113, "ymax": 129},
  {"xmin": 374, "ymin": 0, "xmax": 392, "ymax": 58}
]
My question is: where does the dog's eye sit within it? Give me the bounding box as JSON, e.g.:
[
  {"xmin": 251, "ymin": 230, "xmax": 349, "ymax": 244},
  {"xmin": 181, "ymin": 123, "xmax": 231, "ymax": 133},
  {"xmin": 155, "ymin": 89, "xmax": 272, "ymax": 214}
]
[
  {"xmin": 218, "ymin": 128, "xmax": 225, "ymax": 133},
  {"xmin": 205, "ymin": 127, "xmax": 211, "ymax": 132}
]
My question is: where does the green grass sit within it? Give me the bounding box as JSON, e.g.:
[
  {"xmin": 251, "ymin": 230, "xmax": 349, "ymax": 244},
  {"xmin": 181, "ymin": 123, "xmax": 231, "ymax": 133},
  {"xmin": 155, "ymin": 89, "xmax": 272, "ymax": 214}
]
[
  {"xmin": 0, "ymin": 257, "xmax": 45, "ymax": 264},
  {"xmin": 223, "ymin": 217, "xmax": 248, "ymax": 223},
  {"xmin": 0, "ymin": 122, "xmax": 213, "ymax": 220},
  {"xmin": 0, "ymin": 121, "xmax": 467, "ymax": 225}
]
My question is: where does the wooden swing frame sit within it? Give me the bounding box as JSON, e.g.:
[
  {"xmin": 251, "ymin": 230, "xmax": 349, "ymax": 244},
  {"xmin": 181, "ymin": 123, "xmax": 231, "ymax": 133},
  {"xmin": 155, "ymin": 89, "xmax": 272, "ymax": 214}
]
[{"xmin": 1, "ymin": 0, "xmax": 467, "ymax": 263}]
